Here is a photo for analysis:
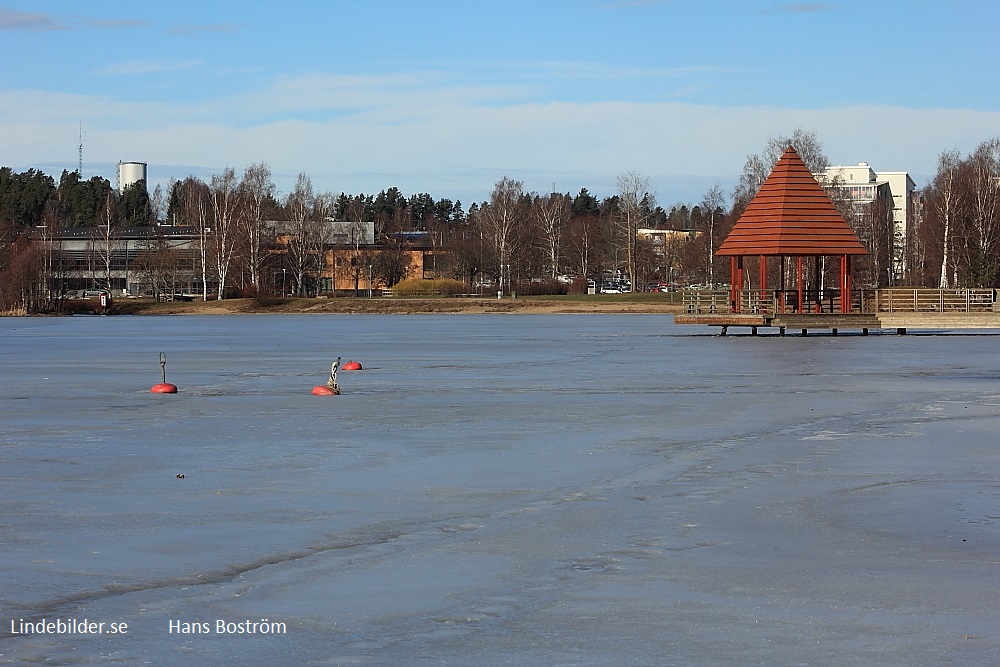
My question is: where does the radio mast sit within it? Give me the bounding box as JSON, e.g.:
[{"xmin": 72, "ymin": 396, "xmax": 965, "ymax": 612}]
[{"xmin": 77, "ymin": 122, "xmax": 84, "ymax": 176}]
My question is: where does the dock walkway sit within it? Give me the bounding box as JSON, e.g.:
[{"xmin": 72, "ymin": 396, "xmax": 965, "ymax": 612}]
[{"xmin": 677, "ymin": 289, "xmax": 1000, "ymax": 335}]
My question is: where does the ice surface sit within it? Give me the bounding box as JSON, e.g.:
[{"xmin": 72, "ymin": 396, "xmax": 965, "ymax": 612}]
[{"xmin": 1, "ymin": 315, "xmax": 998, "ymax": 665}]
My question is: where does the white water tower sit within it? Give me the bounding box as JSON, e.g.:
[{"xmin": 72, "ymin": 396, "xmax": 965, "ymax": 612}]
[{"xmin": 117, "ymin": 161, "xmax": 147, "ymax": 194}]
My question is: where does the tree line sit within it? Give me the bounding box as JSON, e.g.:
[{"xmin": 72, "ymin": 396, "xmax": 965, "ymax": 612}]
[
  {"xmin": 913, "ymin": 139, "xmax": 1000, "ymax": 288},
  {"xmin": 2, "ymin": 130, "xmax": 999, "ymax": 314}
]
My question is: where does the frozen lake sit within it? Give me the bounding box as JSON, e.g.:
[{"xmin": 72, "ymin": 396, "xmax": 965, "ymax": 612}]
[{"xmin": 1, "ymin": 314, "xmax": 999, "ymax": 666}]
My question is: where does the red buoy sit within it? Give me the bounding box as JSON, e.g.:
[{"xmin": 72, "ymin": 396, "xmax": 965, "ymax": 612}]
[
  {"xmin": 312, "ymin": 385, "xmax": 340, "ymax": 396},
  {"xmin": 342, "ymin": 360, "xmax": 362, "ymax": 371},
  {"xmin": 152, "ymin": 353, "xmax": 178, "ymax": 393}
]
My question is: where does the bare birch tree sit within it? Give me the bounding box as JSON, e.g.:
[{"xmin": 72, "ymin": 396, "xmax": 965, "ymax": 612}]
[
  {"xmin": 313, "ymin": 191, "xmax": 335, "ymax": 293},
  {"xmin": 180, "ymin": 178, "xmax": 212, "ymax": 300},
  {"xmin": 534, "ymin": 192, "xmax": 570, "ymax": 279},
  {"xmin": 283, "ymin": 174, "xmax": 331, "ymax": 296},
  {"xmin": 239, "ymin": 162, "xmax": 276, "ymax": 291},
  {"xmin": 342, "ymin": 194, "xmax": 372, "ymax": 295},
  {"xmin": 733, "ymin": 128, "xmax": 829, "ymax": 210},
  {"xmin": 93, "ymin": 192, "xmax": 120, "ymax": 293},
  {"xmin": 566, "ymin": 189, "xmax": 603, "ymax": 284},
  {"xmin": 699, "ymin": 184, "xmax": 726, "ymax": 287},
  {"xmin": 481, "ymin": 177, "xmax": 524, "ymax": 294},
  {"xmin": 283, "ymin": 173, "xmax": 315, "ymax": 296},
  {"xmin": 149, "ymin": 184, "xmax": 166, "ymax": 224},
  {"xmin": 966, "ymin": 138, "xmax": 1000, "ymax": 286},
  {"xmin": 615, "ymin": 171, "xmax": 655, "ymax": 292},
  {"xmin": 566, "ymin": 213, "xmax": 598, "ymax": 282},
  {"xmin": 931, "ymin": 150, "xmax": 963, "ymax": 288},
  {"xmin": 210, "ymin": 168, "xmax": 239, "ymax": 299}
]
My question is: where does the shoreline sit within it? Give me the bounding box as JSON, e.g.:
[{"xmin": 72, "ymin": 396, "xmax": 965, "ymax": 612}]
[{"xmin": 106, "ymin": 295, "xmax": 686, "ymax": 316}]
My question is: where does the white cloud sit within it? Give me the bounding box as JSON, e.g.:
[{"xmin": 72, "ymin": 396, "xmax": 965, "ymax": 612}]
[
  {"xmin": 94, "ymin": 60, "xmax": 203, "ymax": 76},
  {"xmin": 0, "ymin": 7, "xmax": 61, "ymax": 30},
  {"xmin": 167, "ymin": 23, "xmax": 243, "ymax": 36},
  {"xmin": 85, "ymin": 18, "xmax": 148, "ymax": 29},
  {"xmin": 3, "ymin": 82, "xmax": 998, "ymax": 204},
  {"xmin": 771, "ymin": 3, "xmax": 835, "ymax": 13}
]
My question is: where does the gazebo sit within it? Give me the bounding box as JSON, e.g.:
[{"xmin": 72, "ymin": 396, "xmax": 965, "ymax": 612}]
[{"xmin": 716, "ymin": 146, "xmax": 869, "ymax": 315}]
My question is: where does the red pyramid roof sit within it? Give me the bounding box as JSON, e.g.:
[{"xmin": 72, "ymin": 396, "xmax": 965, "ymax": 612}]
[{"xmin": 717, "ymin": 146, "xmax": 868, "ymax": 256}]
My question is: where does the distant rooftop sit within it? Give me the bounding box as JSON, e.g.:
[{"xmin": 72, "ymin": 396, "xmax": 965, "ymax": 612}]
[{"xmin": 717, "ymin": 146, "xmax": 868, "ymax": 257}]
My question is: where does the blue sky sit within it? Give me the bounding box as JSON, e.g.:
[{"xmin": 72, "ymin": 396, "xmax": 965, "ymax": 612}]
[{"xmin": 2, "ymin": 0, "xmax": 998, "ymax": 208}]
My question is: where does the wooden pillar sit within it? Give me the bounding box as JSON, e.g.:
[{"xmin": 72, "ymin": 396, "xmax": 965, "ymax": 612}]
[
  {"xmin": 839, "ymin": 255, "xmax": 848, "ymax": 313},
  {"xmin": 796, "ymin": 256, "xmax": 804, "ymax": 313},
  {"xmin": 730, "ymin": 256, "xmax": 739, "ymax": 312},
  {"xmin": 813, "ymin": 256, "xmax": 822, "ymax": 313},
  {"xmin": 734, "ymin": 257, "xmax": 745, "ymax": 313},
  {"xmin": 844, "ymin": 255, "xmax": 853, "ymax": 313},
  {"xmin": 848, "ymin": 256, "xmax": 853, "ymax": 312},
  {"xmin": 759, "ymin": 254, "xmax": 767, "ymax": 313},
  {"xmin": 778, "ymin": 256, "xmax": 786, "ymax": 313}
]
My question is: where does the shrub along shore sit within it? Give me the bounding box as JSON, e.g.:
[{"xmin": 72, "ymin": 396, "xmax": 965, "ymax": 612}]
[{"xmin": 54, "ymin": 293, "xmax": 686, "ymax": 316}]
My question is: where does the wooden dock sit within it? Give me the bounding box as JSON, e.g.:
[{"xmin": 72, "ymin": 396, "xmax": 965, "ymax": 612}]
[
  {"xmin": 676, "ymin": 289, "xmax": 1000, "ymax": 335},
  {"xmin": 675, "ymin": 312, "xmax": 883, "ymax": 336}
]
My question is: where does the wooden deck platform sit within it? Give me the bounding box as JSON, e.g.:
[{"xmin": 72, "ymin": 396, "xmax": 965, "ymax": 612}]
[
  {"xmin": 673, "ymin": 314, "xmax": 766, "ymax": 327},
  {"xmin": 677, "ymin": 289, "xmax": 1000, "ymax": 335},
  {"xmin": 676, "ymin": 311, "xmax": 1000, "ymax": 335},
  {"xmin": 676, "ymin": 313, "xmax": 882, "ymax": 336}
]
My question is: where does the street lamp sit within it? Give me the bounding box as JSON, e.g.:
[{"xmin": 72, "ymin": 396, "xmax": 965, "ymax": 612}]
[
  {"xmin": 368, "ymin": 264, "xmax": 373, "ymax": 298},
  {"xmin": 281, "ymin": 268, "xmax": 286, "ymax": 296}
]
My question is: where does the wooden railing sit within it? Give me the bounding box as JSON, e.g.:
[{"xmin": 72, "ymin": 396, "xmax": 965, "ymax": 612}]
[
  {"xmin": 862, "ymin": 288, "xmax": 995, "ymax": 313},
  {"xmin": 683, "ymin": 288, "xmax": 997, "ymax": 315},
  {"xmin": 683, "ymin": 289, "xmax": 844, "ymax": 315},
  {"xmin": 683, "ymin": 290, "xmax": 730, "ymax": 314}
]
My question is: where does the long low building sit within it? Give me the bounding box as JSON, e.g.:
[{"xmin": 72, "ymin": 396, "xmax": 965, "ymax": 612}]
[
  {"xmin": 46, "ymin": 225, "xmax": 202, "ymax": 296},
  {"xmin": 42, "ymin": 222, "xmax": 443, "ymax": 298}
]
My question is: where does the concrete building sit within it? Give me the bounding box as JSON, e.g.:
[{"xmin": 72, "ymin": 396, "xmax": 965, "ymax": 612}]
[
  {"xmin": 45, "ymin": 221, "xmax": 437, "ymax": 298},
  {"xmin": 48, "ymin": 225, "xmax": 201, "ymax": 296},
  {"xmin": 816, "ymin": 163, "xmax": 917, "ymax": 282}
]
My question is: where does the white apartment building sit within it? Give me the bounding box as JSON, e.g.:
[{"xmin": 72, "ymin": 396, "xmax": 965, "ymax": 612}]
[{"xmin": 816, "ymin": 162, "xmax": 917, "ymax": 283}]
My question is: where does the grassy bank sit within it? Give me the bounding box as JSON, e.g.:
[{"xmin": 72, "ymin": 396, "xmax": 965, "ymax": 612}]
[{"xmin": 86, "ymin": 292, "xmax": 686, "ymax": 316}]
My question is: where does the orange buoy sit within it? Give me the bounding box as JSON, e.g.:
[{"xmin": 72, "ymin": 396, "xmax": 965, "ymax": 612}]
[
  {"xmin": 151, "ymin": 353, "xmax": 178, "ymax": 393},
  {"xmin": 342, "ymin": 360, "xmax": 362, "ymax": 371}
]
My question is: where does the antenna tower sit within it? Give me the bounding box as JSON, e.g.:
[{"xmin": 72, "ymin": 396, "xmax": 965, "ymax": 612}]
[{"xmin": 77, "ymin": 122, "xmax": 84, "ymax": 176}]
